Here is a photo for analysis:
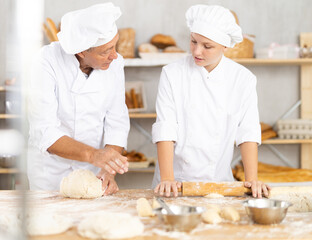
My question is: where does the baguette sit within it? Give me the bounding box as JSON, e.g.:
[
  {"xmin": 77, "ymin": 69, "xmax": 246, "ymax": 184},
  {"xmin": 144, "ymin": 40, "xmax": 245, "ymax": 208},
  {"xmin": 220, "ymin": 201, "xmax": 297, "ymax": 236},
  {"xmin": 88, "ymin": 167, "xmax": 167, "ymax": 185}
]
[
  {"xmin": 130, "ymin": 88, "xmax": 138, "ymax": 108},
  {"xmin": 43, "ymin": 23, "xmax": 55, "ymax": 42},
  {"xmin": 46, "ymin": 18, "xmax": 58, "ymax": 41}
]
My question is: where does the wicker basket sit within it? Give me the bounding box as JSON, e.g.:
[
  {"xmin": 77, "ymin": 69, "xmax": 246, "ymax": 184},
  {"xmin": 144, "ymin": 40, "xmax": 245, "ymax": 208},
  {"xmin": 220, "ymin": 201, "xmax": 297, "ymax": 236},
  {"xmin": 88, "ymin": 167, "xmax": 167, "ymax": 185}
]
[{"xmin": 224, "ymin": 11, "xmax": 255, "ymax": 59}]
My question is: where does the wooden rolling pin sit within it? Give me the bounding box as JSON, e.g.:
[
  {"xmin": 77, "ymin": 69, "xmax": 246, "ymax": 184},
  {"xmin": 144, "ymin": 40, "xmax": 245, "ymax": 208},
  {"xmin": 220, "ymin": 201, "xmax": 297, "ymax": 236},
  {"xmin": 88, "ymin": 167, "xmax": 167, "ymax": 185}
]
[
  {"xmin": 178, "ymin": 182, "xmax": 252, "ymax": 196},
  {"xmin": 178, "ymin": 182, "xmax": 312, "ymax": 197}
]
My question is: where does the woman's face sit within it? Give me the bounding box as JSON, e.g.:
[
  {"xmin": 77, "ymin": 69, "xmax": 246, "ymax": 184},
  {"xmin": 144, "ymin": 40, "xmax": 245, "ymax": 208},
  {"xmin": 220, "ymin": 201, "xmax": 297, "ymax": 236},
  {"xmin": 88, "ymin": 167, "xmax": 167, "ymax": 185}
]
[{"xmin": 190, "ymin": 33, "xmax": 226, "ymax": 71}]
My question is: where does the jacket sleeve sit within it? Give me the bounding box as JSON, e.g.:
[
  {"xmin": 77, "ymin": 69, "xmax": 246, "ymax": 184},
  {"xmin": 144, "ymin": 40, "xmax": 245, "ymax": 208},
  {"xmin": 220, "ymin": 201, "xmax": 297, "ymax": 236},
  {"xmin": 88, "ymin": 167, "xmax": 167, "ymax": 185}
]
[
  {"xmin": 235, "ymin": 75, "xmax": 261, "ymax": 147},
  {"xmin": 28, "ymin": 49, "xmax": 71, "ymax": 153},
  {"xmin": 103, "ymin": 57, "xmax": 130, "ymax": 148},
  {"xmin": 152, "ymin": 68, "xmax": 178, "ymax": 143}
]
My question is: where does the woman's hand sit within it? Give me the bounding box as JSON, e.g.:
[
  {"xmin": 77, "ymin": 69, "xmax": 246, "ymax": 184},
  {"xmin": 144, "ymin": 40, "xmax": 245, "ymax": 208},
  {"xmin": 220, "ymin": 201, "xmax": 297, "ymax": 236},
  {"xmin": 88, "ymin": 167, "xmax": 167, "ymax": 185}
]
[
  {"xmin": 97, "ymin": 170, "xmax": 119, "ymax": 196},
  {"xmin": 90, "ymin": 147, "xmax": 128, "ymax": 175},
  {"xmin": 154, "ymin": 180, "xmax": 182, "ymax": 197},
  {"xmin": 244, "ymin": 180, "xmax": 271, "ymax": 198}
]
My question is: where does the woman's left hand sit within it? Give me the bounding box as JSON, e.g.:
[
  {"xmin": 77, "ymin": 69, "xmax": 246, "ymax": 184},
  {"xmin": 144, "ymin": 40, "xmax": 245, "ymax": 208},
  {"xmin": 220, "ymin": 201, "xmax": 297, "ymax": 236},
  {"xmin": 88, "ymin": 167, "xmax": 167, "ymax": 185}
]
[{"xmin": 244, "ymin": 180, "xmax": 271, "ymax": 198}]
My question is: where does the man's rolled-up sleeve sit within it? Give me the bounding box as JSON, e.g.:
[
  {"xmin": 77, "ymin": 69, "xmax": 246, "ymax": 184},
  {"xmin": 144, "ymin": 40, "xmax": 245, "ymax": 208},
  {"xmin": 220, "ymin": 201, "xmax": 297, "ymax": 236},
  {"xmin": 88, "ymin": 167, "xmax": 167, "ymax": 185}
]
[
  {"xmin": 152, "ymin": 68, "xmax": 178, "ymax": 143},
  {"xmin": 235, "ymin": 76, "xmax": 261, "ymax": 147},
  {"xmin": 103, "ymin": 60, "xmax": 130, "ymax": 148},
  {"xmin": 28, "ymin": 51, "xmax": 71, "ymax": 153}
]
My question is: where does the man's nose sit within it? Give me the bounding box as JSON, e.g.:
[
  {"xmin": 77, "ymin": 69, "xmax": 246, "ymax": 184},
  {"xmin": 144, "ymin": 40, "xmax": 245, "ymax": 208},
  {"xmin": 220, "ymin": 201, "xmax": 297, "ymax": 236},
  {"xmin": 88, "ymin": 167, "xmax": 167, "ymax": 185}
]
[{"xmin": 109, "ymin": 48, "xmax": 118, "ymax": 60}]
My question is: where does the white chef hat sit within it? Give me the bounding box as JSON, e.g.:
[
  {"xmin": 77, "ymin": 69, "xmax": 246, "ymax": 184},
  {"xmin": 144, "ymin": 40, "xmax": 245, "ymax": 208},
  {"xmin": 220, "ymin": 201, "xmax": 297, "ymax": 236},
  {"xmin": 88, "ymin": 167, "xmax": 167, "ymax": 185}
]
[
  {"xmin": 57, "ymin": 2, "xmax": 121, "ymax": 54},
  {"xmin": 186, "ymin": 5, "xmax": 243, "ymax": 48}
]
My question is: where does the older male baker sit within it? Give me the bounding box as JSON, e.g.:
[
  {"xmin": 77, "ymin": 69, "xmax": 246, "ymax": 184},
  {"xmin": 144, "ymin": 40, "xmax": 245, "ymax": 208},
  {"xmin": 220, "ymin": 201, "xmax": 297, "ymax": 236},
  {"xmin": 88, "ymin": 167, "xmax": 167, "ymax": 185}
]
[{"xmin": 27, "ymin": 3, "xmax": 130, "ymax": 195}]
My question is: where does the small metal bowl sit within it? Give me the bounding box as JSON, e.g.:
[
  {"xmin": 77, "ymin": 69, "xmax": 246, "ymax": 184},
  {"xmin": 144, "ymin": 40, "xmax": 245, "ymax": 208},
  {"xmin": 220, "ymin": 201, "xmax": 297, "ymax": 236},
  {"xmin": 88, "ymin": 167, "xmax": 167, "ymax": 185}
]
[
  {"xmin": 243, "ymin": 199, "xmax": 292, "ymax": 225},
  {"xmin": 154, "ymin": 205, "xmax": 205, "ymax": 232}
]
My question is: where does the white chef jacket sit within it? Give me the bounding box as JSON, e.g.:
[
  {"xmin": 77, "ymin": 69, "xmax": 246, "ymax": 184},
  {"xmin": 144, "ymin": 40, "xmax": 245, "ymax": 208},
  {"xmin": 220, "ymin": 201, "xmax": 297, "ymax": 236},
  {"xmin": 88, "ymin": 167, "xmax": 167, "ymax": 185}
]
[
  {"xmin": 152, "ymin": 55, "xmax": 261, "ymax": 188},
  {"xmin": 27, "ymin": 42, "xmax": 130, "ymax": 190}
]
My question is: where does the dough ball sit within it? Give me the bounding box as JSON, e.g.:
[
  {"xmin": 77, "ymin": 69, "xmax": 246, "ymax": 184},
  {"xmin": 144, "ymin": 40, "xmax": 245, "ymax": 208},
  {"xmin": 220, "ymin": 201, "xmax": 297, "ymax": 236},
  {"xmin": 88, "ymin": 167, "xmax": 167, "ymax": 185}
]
[
  {"xmin": 0, "ymin": 213, "xmax": 22, "ymax": 235},
  {"xmin": 205, "ymin": 204, "xmax": 221, "ymax": 213},
  {"xmin": 204, "ymin": 193, "xmax": 224, "ymax": 199},
  {"xmin": 78, "ymin": 212, "xmax": 144, "ymax": 239},
  {"xmin": 26, "ymin": 213, "xmax": 72, "ymax": 236},
  {"xmin": 220, "ymin": 207, "xmax": 240, "ymax": 222},
  {"xmin": 60, "ymin": 169, "xmax": 104, "ymax": 199},
  {"xmin": 152, "ymin": 198, "xmax": 161, "ymax": 209},
  {"xmin": 136, "ymin": 198, "xmax": 155, "ymax": 217},
  {"xmin": 202, "ymin": 209, "xmax": 222, "ymax": 224}
]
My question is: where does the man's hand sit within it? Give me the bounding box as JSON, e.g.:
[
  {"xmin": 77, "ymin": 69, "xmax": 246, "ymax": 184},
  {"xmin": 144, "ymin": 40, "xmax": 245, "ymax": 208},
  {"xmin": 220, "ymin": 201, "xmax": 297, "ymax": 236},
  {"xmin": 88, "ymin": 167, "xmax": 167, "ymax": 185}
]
[
  {"xmin": 244, "ymin": 180, "xmax": 271, "ymax": 198},
  {"xmin": 97, "ymin": 170, "xmax": 119, "ymax": 196},
  {"xmin": 154, "ymin": 180, "xmax": 181, "ymax": 197},
  {"xmin": 90, "ymin": 147, "xmax": 128, "ymax": 175}
]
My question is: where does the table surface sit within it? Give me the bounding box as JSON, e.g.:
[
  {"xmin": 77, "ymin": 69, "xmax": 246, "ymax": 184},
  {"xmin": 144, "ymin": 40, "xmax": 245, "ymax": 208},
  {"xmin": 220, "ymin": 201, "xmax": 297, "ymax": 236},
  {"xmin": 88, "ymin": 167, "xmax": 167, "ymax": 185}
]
[{"xmin": 0, "ymin": 189, "xmax": 312, "ymax": 240}]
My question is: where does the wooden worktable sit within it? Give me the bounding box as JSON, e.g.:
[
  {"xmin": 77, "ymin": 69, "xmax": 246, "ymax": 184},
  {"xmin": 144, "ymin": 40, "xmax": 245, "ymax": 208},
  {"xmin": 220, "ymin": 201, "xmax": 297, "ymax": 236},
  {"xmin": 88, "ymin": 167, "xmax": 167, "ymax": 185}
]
[{"xmin": 0, "ymin": 189, "xmax": 312, "ymax": 240}]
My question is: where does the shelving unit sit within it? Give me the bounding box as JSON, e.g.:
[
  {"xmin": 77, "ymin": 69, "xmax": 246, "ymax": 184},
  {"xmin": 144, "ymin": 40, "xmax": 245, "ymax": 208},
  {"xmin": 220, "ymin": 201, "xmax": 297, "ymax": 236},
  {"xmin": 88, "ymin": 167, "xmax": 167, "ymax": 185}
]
[
  {"xmin": 125, "ymin": 57, "xmax": 312, "ymax": 170},
  {"xmin": 0, "ymin": 114, "xmax": 20, "ymax": 119}
]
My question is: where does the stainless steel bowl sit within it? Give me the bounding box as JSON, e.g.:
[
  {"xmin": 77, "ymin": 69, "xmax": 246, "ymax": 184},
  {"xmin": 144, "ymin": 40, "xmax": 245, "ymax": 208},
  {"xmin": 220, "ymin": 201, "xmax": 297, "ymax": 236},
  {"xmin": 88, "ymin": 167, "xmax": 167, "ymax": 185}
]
[
  {"xmin": 243, "ymin": 199, "xmax": 292, "ymax": 225},
  {"xmin": 154, "ymin": 205, "xmax": 205, "ymax": 232}
]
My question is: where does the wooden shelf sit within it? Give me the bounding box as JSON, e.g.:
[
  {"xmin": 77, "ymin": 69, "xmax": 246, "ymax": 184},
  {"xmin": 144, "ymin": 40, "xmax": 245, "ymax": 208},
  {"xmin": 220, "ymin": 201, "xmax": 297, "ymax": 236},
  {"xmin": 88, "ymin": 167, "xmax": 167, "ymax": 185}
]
[
  {"xmin": 0, "ymin": 114, "xmax": 20, "ymax": 119},
  {"xmin": 0, "ymin": 86, "xmax": 20, "ymax": 92},
  {"xmin": 124, "ymin": 57, "xmax": 312, "ymax": 67},
  {"xmin": 0, "ymin": 168, "xmax": 19, "ymax": 174},
  {"xmin": 128, "ymin": 166, "xmax": 155, "ymax": 173},
  {"xmin": 129, "ymin": 113, "xmax": 156, "ymax": 118},
  {"xmin": 262, "ymin": 138, "xmax": 312, "ymax": 144}
]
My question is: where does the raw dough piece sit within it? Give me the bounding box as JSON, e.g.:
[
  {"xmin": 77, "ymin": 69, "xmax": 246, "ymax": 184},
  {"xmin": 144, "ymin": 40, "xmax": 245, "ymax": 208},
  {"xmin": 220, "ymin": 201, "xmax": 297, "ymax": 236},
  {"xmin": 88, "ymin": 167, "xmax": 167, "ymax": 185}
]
[
  {"xmin": 152, "ymin": 198, "xmax": 161, "ymax": 209},
  {"xmin": 0, "ymin": 214, "xmax": 22, "ymax": 234},
  {"xmin": 204, "ymin": 193, "xmax": 224, "ymax": 199},
  {"xmin": 60, "ymin": 169, "xmax": 104, "ymax": 199},
  {"xmin": 205, "ymin": 204, "xmax": 221, "ymax": 213},
  {"xmin": 26, "ymin": 213, "xmax": 72, "ymax": 236},
  {"xmin": 220, "ymin": 207, "xmax": 240, "ymax": 222},
  {"xmin": 136, "ymin": 198, "xmax": 155, "ymax": 217},
  {"xmin": 202, "ymin": 209, "xmax": 222, "ymax": 224},
  {"xmin": 78, "ymin": 212, "xmax": 144, "ymax": 239}
]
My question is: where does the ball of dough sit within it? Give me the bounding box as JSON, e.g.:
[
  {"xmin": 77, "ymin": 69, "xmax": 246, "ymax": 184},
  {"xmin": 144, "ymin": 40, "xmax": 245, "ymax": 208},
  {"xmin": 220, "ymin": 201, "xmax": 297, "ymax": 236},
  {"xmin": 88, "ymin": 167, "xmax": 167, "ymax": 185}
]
[
  {"xmin": 202, "ymin": 209, "xmax": 222, "ymax": 224},
  {"xmin": 60, "ymin": 169, "xmax": 104, "ymax": 199},
  {"xmin": 136, "ymin": 198, "xmax": 155, "ymax": 217},
  {"xmin": 205, "ymin": 204, "xmax": 221, "ymax": 213},
  {"xmin": 26, "ymin": 213, "xmax": 72, "ymax": 236},
  {"xmin": 78, "ymin": 212, "xmax": 144, "ymax": 239},
  {"xmin": 204, "ymin": 193, "xmax": 224, "ymax": 199},
  {"xmin": 152, "ymin": 198, "xmax": 161, "ymax": 209},
  {"xmin": 220, "ymin": 207, "xmax": 240, "ymax": 222}
]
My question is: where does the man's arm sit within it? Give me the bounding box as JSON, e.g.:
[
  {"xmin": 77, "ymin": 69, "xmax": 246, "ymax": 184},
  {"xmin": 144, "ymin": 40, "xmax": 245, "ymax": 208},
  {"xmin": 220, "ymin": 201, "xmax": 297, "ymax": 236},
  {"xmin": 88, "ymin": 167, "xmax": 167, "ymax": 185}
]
[{"xmin": 47, "ymin": 136, "xmax": 128, "ymax": 175}]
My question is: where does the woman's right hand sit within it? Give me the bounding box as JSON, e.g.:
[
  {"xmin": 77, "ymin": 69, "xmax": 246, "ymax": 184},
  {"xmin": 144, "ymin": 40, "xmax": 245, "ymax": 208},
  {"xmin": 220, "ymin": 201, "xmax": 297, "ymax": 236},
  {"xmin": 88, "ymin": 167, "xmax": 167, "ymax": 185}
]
[
  {"xmin": 89, "ymin": 147, "xmax": 128, "ymax": 175},
  {"xmin": 154, "ymin": 180, "xmax": 182, "ymax": 197}
]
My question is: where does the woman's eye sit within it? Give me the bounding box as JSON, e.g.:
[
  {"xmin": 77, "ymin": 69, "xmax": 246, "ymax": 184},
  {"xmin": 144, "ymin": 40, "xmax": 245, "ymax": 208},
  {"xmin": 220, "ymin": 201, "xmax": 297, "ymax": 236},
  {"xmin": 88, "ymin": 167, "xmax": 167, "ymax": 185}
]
[{"xmin": 204, "ymin": 46, "xmax": 212, "ymax": 49}]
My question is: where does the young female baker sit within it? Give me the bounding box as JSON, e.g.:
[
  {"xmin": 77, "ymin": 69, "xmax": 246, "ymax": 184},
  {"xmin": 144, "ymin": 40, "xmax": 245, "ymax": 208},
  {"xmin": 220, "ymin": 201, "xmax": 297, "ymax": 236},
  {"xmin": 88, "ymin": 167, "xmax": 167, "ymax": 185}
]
[{"xmin": 152, "ymin": 5, "xmax": 270, "ymax": 198}]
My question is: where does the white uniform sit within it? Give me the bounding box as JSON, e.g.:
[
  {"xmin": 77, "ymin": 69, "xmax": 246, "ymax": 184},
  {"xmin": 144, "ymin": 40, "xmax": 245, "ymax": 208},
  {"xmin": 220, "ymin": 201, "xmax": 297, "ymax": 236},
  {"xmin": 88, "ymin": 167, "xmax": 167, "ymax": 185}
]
[
  {"xmin": 152, "ymin": 55, "xmax": 261, "ymax": 187},
  {"xmin": 28, "ymin": 42, "xmax": 130, "ymax": 190}
]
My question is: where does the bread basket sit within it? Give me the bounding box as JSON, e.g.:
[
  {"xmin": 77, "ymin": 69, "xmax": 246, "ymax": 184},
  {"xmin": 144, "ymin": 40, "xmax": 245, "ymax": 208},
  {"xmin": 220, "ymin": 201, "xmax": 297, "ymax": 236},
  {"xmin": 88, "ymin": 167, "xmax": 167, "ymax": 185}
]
[{"xmin": 224, "ymin": 11, "xmax": 255, "ymax": 59}]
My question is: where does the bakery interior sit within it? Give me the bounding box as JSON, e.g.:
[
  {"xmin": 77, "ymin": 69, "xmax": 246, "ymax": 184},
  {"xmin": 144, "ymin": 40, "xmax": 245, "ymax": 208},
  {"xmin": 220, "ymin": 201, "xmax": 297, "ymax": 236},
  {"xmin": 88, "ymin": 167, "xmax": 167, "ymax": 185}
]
[{"xmin": 0, "ymin": 0, "xmax": 312, "ymax": 239}]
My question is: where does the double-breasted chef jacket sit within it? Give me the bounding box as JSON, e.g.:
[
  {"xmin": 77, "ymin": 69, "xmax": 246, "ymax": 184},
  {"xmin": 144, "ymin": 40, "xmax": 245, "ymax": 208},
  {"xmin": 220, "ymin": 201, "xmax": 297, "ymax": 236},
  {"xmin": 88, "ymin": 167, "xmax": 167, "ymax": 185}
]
[
  {"xmin": 28, "ymin": 42, "xmax": 130, "ymax": 190},
  {"xmin": 152, "ymin": 55, "xmax": 261, "ymax": 188}
]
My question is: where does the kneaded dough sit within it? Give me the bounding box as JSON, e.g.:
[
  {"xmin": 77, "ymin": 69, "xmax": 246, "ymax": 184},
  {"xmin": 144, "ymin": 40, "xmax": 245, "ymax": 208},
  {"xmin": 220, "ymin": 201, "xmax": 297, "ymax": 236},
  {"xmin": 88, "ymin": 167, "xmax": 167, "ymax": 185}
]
[
  {"xmin": 204, "ymin": 193, "xmax": 224, "ymax": 199},
  {"xmin": 220, "ymin": 207, "xmax": 240, "ymax": 222},
  {"xmin": 60, "ymin": 169, "xmax": 104, "ymax": 199},
  {"xmin": 205, "ymin": 204, "xmax": 221, "ymax": 213},
  {"xmin": 136, "ymin": 198, "xmax": 155, "ymax": 217},
  {"xmin": 202, "ymin": 209, "xmax": 222, "ymax": 224},
  {"xmin": 27, "ymin": 213, "xmax": 72, "ymax": 236},
  {"xmin": 78, "ymin": 212, "xmax": 144, "ymax": 239},
  {"xmin": 0, "ymin": 213, "xmax": 22, "ymax": 234},
  {"xmin": 152, "ymin": 198, "xmax": 161, "ymax": 209}
]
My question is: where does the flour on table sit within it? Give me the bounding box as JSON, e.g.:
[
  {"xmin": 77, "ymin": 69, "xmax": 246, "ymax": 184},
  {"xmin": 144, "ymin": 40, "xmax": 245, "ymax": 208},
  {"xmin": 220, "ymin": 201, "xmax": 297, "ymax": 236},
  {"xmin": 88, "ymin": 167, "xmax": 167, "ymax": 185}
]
[
  {"xmin": 137, "ymin": 198, "xmax": 155, "ymax": 217},
  {"xmin": 204, "ymin": 193, "xmax": 224, "ymax": 199},
  {"xmin": 269, "ymin": 192, "xmax": 312, "ymax": 212},
  {"xmin": 60, "ymin": 169, "xmax": 104, "ymax": 199},
  {"xmin": 78, "ymin": 212, "xmax": 144, "ymax": 239}
]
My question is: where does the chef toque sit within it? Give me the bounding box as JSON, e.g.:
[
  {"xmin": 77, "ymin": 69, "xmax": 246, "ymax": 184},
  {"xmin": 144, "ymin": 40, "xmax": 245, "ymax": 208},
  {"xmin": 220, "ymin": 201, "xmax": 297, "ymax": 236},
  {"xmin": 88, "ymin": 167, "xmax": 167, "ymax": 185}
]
[
  {"xmin": 186, "ymin": 5, "xmax": 243, "ymax": 48},
  {"xmin": 57, "ymin": 2, "xmax": 121, "ymax": 54}
]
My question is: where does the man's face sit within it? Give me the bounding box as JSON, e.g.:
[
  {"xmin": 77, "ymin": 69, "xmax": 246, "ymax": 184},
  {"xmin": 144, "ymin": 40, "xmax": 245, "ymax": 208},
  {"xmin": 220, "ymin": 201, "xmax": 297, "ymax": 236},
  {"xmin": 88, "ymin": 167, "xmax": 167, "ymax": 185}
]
[
  {"xmin": 190, "ymin": 33, "xmax": 226, "ymax": 69},
  {"xmin": 80, "ymin": 33, "xmax": 119, "ymax": 70}
]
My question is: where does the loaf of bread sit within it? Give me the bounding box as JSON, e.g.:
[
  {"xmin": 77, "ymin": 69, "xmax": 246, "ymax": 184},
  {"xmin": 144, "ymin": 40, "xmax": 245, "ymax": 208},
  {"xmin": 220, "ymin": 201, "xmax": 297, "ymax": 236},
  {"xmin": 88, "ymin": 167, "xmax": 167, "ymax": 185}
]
[
  {"xmin": 163, "ymin": 46, "xmax": 185, "ymax": 53},
  {"xmin": 122, "ymin": 150, "xmax": 147, "ymax": 162},
  {"xmin": 150, "ymin": 34, "xmax": 176, "ymax": 49},
  {"xmin": 116, "ymin": 28, "xmax": 135, "ymax": 58},
  {"xmin": 138, "ymin": 43, "xmax": 158, "ymax": 53}
]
